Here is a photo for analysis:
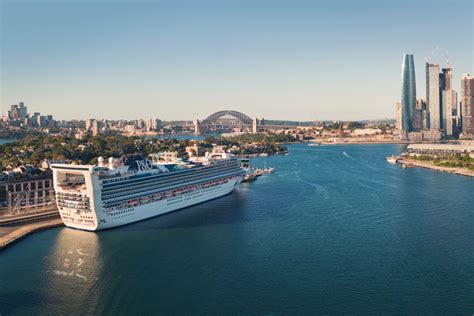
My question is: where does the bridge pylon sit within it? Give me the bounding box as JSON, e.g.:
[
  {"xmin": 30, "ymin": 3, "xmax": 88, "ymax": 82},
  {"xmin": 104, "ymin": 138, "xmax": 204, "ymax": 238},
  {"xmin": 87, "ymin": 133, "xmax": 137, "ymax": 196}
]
[{"xmin": 193, "ymin": 119, "xmax": 201, "ymax": 135}]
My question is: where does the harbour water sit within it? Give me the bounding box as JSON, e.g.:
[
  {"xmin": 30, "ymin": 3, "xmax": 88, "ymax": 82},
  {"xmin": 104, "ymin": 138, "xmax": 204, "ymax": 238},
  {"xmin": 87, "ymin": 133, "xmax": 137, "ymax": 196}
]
[
  {"xmin": 1, "ymin": 143, "xmax": 473, "ymax": 314},
  {"xmin": 0, "ymin": 139, "xmax": 18, "ymax": 145}
]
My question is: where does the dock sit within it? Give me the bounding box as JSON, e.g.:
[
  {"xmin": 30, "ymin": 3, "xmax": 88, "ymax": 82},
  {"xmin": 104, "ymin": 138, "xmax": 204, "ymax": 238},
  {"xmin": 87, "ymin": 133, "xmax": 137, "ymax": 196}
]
[{"xmin": 0, "ymin": 211, "xmax": 63, "ymax": 251}]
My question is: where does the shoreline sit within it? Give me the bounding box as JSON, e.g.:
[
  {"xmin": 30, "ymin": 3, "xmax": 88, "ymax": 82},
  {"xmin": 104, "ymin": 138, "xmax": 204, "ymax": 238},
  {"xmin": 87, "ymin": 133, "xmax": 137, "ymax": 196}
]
[
  {"xmin": 0, "ymin": 218, "xmax": 64, "ymax": 251},
  {"xmin": 308, "ymin": 139, "xmax": 469, "ymax": 146},
  {"xmin": 399, "ymin": 159, "xmax": 474, "ymax": 178},
  {"xmin": 319, "ymin": 141, "xmax": 409, "ymax": 145}
]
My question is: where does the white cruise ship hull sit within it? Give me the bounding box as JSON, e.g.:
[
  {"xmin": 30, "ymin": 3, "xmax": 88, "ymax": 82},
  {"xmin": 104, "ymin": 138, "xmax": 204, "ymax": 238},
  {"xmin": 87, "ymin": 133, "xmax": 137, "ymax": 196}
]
[
  {"xmin": 93, "ymin": 177, "xmax": 239, "ymax": 230},
  {"xmin": 52, "ymin": 155, "xmax": 244, "ymax": 231},
  {"xmin": 54, "ymin": 172, "xmax": 242, "ymax": 231}
]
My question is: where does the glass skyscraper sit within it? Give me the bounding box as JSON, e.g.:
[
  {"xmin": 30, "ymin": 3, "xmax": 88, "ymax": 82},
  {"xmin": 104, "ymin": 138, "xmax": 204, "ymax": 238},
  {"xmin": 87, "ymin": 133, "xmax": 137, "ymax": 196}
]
[{"xmin": 401, "ymin": 54, "xmax": 417, "ymax": 132}]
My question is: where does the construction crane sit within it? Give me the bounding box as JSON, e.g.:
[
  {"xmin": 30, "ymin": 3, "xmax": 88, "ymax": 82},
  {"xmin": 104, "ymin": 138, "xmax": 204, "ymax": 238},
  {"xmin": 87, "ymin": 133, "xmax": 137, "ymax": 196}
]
[{"xmin": 445, "ymin": 49, "xmax": 451, "ymax": 68}]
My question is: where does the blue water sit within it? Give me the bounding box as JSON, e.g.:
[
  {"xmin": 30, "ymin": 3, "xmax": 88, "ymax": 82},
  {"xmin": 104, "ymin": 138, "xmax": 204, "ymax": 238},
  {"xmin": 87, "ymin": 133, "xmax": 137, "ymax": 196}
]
[
  {"xmin": 152, "ymin": 133, "xmax": 220, "ymax": 141},
  {"xmin": 0, "ymin": 139, "xmax": 18, "ymax": 145},
  {"xmin": 1, "ymin": 144, "xmax": 473, "ymax": 314}
]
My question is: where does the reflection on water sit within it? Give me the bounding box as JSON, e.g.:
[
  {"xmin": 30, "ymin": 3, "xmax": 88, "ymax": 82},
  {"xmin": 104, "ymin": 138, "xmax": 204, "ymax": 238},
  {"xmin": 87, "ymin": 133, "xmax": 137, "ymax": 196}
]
[
  {"xmin": 1, "ymin": 143, "xmax": 474, "ymax": 314},
  {"xmin": 40, "ymin": 229, "xmax": 104, "ymax": 314},
  {"xmin": 47, "ymin": 228, "xmax": 101, "ymax": 283}
]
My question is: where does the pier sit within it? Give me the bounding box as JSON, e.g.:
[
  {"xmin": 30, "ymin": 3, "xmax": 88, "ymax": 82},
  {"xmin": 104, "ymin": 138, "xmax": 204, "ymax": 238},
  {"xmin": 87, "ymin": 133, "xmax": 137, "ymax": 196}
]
[{"xmin": 0, "ymin": 214, "xmax": 63, "ymax": 250}]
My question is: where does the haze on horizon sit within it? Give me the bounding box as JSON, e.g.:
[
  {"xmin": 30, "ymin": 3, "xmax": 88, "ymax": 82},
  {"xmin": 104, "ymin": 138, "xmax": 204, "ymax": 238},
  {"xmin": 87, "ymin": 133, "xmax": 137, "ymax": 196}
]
[{"xmin": 1, "ymin": 0, "xmax": 473, "ymax": 121}]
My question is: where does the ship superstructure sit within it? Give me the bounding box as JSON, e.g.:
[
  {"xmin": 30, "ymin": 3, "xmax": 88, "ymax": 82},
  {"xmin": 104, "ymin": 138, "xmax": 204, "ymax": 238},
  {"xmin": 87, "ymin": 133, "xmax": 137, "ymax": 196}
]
[{"xmin": 51, "ymin": 148, "xmax": 244, "ymax": 231}]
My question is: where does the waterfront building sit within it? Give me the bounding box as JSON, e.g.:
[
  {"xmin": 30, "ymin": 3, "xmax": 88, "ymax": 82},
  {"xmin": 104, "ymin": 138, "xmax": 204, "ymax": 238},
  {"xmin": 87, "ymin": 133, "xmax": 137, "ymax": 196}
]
[
  {"xmin": 422, "ymin": 129, "xmax": 443, "ymax": 141},
  {"xmin": 0, "ymin": 175, "xmax": 55, "ymax": 215},
  {"xmin": 461, "ymin": 73, "xmax": 474, "ymax": 137},
  {"xmin": 401, "ymin": 54, "xmax": 417, "ymax": 132},
  {"xmin": 406, "ymin": 130, "xmax": 442, "ymax": 142},
  {"xmin": 407, "ymin": 143, "xmax": 474, "ymax": 158},
  {"xmin": 351, "ymin": 128, "xmax": 382, "ymax": 136},
  {"xmin": 407, "ymin": 131, "xmax": 423, "ymax": 142},
  {"xmin": 426, "ymin": 63, "xmax": 441, "ymax": 130}
]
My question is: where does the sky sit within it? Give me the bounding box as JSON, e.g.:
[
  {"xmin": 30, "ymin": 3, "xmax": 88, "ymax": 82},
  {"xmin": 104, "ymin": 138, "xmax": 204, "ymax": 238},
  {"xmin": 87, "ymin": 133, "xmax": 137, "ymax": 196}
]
[{"xmin": 1, "ymin": 0, "xmax": 473, "ymax": 121}]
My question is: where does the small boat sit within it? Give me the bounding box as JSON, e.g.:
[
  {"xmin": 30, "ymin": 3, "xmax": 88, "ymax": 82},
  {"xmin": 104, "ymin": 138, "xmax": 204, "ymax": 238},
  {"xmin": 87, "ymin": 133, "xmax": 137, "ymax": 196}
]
[
  {"xmin": 242, "ymin": 174, "xmax": 257, "ymax": 183},
  {"xmin": 386, "ymin": 156, "xmax": 398, "ymax": 164},
  {"xmin": 308, "ymin": 142, "xmax": 320, "ymax": 147},
  {"xmin": 262, "ymin": 167, "xmax": 274, "ymax": 174},
  {"xmin": 254, "ymin": 169, "xmax": 264, "ymax": 177}
]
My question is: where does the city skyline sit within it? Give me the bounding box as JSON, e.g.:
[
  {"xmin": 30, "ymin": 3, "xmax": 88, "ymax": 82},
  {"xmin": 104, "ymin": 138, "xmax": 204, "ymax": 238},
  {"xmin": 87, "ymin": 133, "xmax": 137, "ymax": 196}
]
[{"xmin": 1, "ymin": 0, "xmax": 473, "ymax": 121}]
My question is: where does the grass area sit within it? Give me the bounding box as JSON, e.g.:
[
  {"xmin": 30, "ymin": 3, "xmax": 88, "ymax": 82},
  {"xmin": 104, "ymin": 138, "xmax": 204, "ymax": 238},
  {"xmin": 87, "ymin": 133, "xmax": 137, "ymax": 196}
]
[{"xmin": 409, "ymin": 154, "xmax": 474, "ymax": 171}]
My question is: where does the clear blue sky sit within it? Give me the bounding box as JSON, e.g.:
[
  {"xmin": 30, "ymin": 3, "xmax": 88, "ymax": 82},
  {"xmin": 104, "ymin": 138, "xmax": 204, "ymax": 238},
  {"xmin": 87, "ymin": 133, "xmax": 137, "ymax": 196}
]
[{"xmin": 1, "ymin": 0, "xmax": 472, "ymax": 121}]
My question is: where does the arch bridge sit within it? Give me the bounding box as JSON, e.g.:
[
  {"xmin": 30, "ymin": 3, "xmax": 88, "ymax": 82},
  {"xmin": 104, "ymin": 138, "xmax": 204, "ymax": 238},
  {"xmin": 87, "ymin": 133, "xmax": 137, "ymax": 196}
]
[{"xmin": 201, "ymin": 110, "xmax": 253, "ymax": 126}]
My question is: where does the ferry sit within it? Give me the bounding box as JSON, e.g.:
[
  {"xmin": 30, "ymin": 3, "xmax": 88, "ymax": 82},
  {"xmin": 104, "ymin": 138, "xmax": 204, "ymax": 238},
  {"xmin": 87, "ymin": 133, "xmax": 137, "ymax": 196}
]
[{"xmin": 51, "ymin": 147, "xmax": 245, "ymax": 231}]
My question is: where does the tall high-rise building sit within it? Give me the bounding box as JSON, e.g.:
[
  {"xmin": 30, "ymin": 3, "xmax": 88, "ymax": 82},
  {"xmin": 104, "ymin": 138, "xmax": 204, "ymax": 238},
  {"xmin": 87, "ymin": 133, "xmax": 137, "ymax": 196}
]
[
  {"xmin": 461, "ymin": 73, "xmax": 474, "ymax": 137},
  {"xmin": 154, "ymin": 119, "xmax": 162, "ymax": 130},
  {"xmin": 401, "ymin": 54, "xmax": 417, "ymax": 132},
  {"xmin": 440, "ymin": 68, "xmax": 454, "ymax": 136},
  {"xmin": 92, "ymin": 119, "xmax": 101, "ymax": 136},
  {"xmin": 415, "ymin": 99, "xmax": 426, "ymax": 130},
  {"xmin": 146, "ymin": 118, "xmax": 161, "ymax": 131},
  {"xmin": 85, "ymin": 119, "xmax": 93, "ymax": 131},
  {"xmin": 426, "ymin": 63, "xmax": 441, "ymax": 130},
  {"xmin": 452, "ymin": 90, "xmax": 458, "ymax": 116},
  {"xmin": 8, "ymin": 102, "xmax": 28, "ymax": 120},
  {"xmin": 46, "ymin": 115, "xmax": 54, "ymax": 128}
]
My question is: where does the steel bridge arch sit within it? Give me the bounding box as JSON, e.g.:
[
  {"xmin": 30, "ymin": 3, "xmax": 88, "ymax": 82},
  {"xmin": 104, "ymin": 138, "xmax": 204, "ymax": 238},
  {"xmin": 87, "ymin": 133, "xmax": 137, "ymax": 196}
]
[{"xmin": 201, "ymin": 110, "xmax": 253, "ymax": 125}]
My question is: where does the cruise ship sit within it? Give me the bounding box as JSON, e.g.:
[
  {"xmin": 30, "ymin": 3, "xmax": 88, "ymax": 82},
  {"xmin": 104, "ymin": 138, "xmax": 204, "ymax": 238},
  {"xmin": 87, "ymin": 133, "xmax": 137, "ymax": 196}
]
[{"xmin": 51, "ymin": 148, "xmax": 244, "ymax": 231}]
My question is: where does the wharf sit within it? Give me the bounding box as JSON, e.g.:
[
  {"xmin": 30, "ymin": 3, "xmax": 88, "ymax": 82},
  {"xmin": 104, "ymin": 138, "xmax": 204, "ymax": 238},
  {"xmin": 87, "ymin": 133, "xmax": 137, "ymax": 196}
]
[
  {"xmin": 0, "ymin": 208, "xmax": 59, "ymax": 226},
  {"xmin": 0, "ymin": 215, "xmax": 63, "ymax": 251}
]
